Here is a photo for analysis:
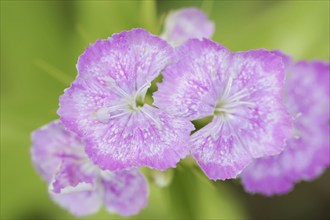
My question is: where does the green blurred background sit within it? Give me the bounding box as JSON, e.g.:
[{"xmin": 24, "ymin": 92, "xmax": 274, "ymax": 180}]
[{"xmin": 1, "ymin": 0, "xmax": 329, "ymax": 219}]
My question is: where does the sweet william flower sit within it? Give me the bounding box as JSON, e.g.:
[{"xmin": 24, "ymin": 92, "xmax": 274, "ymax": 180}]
[
  {"xmin": 154, "ymin": 39, "xmax": 292, "ymax": 180},
  {"xmin": 31, "ymin": 120, "xmax": 149, "ymax": 216},
  {"xmin": 241, "ymin": 53, "xmax": 330, "ymax": 195},
  {"xmin": 58, "ymin": 28, "xmax": 194, "ymax": 171},
  {"xmin": 161, "ymin": 7, "xmax": 214, "ymax": 46}
]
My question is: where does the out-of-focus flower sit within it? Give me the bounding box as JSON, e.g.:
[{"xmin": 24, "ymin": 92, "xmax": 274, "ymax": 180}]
[
  {"xmin": 161, "ymin": 7, "xmax": 214, "ymax": 46},
  {"xmin": 154, "ymin": 39, "xmax": 291, "ymax": 180},
  {"xmin": 31, "ymin": 120, "xmax": 149, "ymax": 216},
  {"xmin": 241, "ymin": 53, "xmax": 330, "ymax": 195},
  {"xmin": 58, "ymin": 28, "xmax": 194, "ymax": 172}
]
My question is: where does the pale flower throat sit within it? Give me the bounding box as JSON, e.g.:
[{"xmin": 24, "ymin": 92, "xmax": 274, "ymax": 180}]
[
  {"xmin": 192, "ymin": 77, "xmax": 255, "ymax": 134},
  {"xmin": 93, "ymin": 79, "xmax": 161, "ymax": 128},
  {"xmin": 214, "ymin": 77, "xmax": 254, "ymax": 118}
]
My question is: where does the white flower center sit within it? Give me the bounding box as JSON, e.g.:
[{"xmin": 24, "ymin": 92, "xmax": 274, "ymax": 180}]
[
  {"xmin": 93, "ymin": 80, "xmax": 161, "ymax": 128},
  {"xmin": 214, "ymin": 77, "xmax": 254, "ymax": 118}
]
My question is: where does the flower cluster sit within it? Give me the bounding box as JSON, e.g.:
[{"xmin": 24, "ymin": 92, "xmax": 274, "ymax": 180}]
[{"xmin": 31, "ymin": 7, "xmax": 329, "ymax": 217}]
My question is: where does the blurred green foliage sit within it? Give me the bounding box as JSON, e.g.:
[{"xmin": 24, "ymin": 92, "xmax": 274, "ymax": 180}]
[{"xmin": 1, "ymin": 0, "xmax": 329, "ymax": 219}]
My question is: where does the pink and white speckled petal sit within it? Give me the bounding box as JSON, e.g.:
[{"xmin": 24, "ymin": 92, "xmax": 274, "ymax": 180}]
[
  {"xmin": 241, "ymin": 136, "xmax": 329, "ymax": 196},
  {"xmin": 156, "ymin": 40, "xmax": 290, "ymax": 180},
  {"xmin": 226, "ymin": 50, "xmax": 292, "ymax": 157},
  {"xmin": 31, "ymin": 120, "xmax": 150, "ymax": 216},
  {"xmin": 85, "ymin": 105, "xmax": 194, "ymax": 171},
  {"xmin": 240, "ymin": 157, "xmax": 294, "ymax": 195},
  {"xmin": 31, "ymin": 120, "xmax": 84, "ymax": 182},
  {"xmin": 58, "ymin": 29, "xmax": 189, "ymax": 171},
  {"xmin": 76, "ymin": 28, "xmax": 174, "ymax": 94},
  {"xmin": 192, "ymin": 117, "xmax": 253, "ymax": 180},
  {"xmin": 286, "ymin": 62, "xmax": 329, "ymax": 179},
  {"xmin": 58, "ymin": 79, "xmax": 121, "ymax": 137},
  {"xmin": 49, "ymin": 159, "xmax": 95, "ymax": 194},
  {"xmin": 59, "ymin": 29, "xmax": 174, "ymax": 137},
  {"xmin": 161, "ymin": 7, "xmax": 214, "ymax": 46},
  {"xmin": 51, "ymin": 188, "xmax": 102, "ymax": 216},
  {"xmin": 286, "ymin": 61, "xmax": 330, "ymax": 118},
  {"xmin": 271, "ymin": 50, "xmax": 293, "ymax": 70},
  {"xmin": 283, "ymin": 60, "xmax": 329, "ymax": 182},
  {"xmin": 154, "ymin": 39, "xmax": 231, "ymax": 120},
  {"xmin": 102, "ymin": 170, "xmax": 148, "ymax": 216},
  {"xmin": 31, "ymin": 121, "xmax": 102, "ymax": 216},
  {"xmin": 31, "ymin": 121, "xmax": 96, "ymax": 193},
  {"xmin": 241, "ymin": 60, "xmax": 329, "ymax": 195}
]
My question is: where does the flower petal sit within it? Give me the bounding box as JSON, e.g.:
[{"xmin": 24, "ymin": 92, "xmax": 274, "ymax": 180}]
[
  {"xmin": 30, "ymin": 120, "xmax": 83, "ymax": 182},
  {"xmin": 31, "ymin": 120, "xmax": 97, "ymax": 192},
  {"xmin": 156, "ymin": 39, "xmax": 291, "ymax": 180},
  {"xmin": 241, "ymin": 60, "xmax": 330, "ymax": 195},
  {"xmin": 31, "ymin": 120, "xmax": 103, "ymax": 215},
  {"xmin": 226, "ymin": 50, "xmax": 292, "ymax": 157},
  {"xmin": 50, "ymin": 187, "xmax": 102, "ymax": 216},
  {"xmin": 192, "ymin": 117, "xmax": 253, "ymax": 180},
  {"xmin": 101, "ymin": 169, "xmax": 148, "ymax": 216},
  {"xmin": 161, "ymin": 7, "xmax": 214, "ymax": 46},
  {"xmin": 58, "ymin": 29, "xmax": 187, "ymax": 171},
  {"xmin": 85, "ymin": 105, "xmax": 194, "ymax": 171},
  {"xmin": 240, "ymin": 157, "xmax": 294, "ymax": 195},
  {"xmin": 58, "ymin": 80, "xmax": 119, "ymax": 137},
  {"xmin": 49, "ymin": 159, "xmax": 95, "ymax": 194},
  {"xmin": 154, "ymin": 39, "xmax": 231, "ymax": 120},
  {"xmin": 75, "ymin": 28, "xmax": 174, "ymax": 95},
  {"xmin": 59, "ymin": 29, "xmax": 174, "ymax": 137}
]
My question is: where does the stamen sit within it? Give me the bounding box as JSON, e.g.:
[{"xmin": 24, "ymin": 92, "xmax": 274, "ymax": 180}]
[
  {"xmin": 225, "ymin": 119, "xmax": 250, "ymax": 155},
  {"xmin": 140, "ymin": 107, "xmax": 162, "ymax": 129},
  {"xmin": 214, "ymin": 86, "xmax": 254, "ymax": 118},
  {"xmin": 136, "ymin": 82, "xmax": 151, "ymax": 97},
  {"xmin": 223, "ymin": 101, "xmax": 255, "ymax": 109},
  {"xmin": 227, "ymin": 88, "xmax": 249, "ymax": 102},
  {"xmin": 107, "ymin": 77, "xmax": 130, "ymax": 98},
  {"xmin": 132, "ymin": 82, "xmax": 151, "ymax": 108},
  {"xmin": 128, "ymin": 82, "xmax": 151, "ymax": 109},
  {"xmin": 108, "ymin": 111, "xmax": 130, "ymax": 120},
  {"xmin": 222, "ymin": 76, "xmax": 233, "ymax": 99},
  {"xmin": 214, "ymin": 107, "xmax": 232, "ymax": 114},
  {"xmin": 210, "ymin": 118, "xmax": 225, "ymax": 139},
  {"xmin": 94, "ymin": 104, "xmax": 129, "ymax": 123},
  {"xmin": 193, "ymin": 117, "xmax": 224, "ymax": 140}
]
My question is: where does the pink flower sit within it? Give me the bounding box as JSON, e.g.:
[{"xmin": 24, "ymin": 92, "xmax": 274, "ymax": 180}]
[
  {"xmin": 241, "ymin": 52, "xmax": 330, "ymax": 195},
  {"xmin": 161, "ymin": 7, "xmax": 214, "ymax": 46},
  {"xmin": 58, "ymin": 28, "xmax": 194, "ymax": 171},
  {"xmin": 31, "ymin": 120, "xmax": 149, "ymax": 216},
  {"xmin": 154, "ymin": 39, "xmax": 291, "ymax": 180}
]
